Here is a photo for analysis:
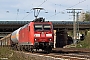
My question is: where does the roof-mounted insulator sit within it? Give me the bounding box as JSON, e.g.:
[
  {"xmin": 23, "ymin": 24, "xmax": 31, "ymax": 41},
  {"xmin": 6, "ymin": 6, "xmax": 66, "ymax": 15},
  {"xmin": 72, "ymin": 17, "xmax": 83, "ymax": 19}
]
[{"xmin": 33, "ymin": 17, "xmax": 45, "ymax": 22}]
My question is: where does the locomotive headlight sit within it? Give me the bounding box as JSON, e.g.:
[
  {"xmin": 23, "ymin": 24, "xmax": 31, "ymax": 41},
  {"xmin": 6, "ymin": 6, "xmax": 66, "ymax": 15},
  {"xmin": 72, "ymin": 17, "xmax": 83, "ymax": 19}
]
[
  {"xmin": 35, "ymin": 39, "xmax": 37, "ymax": 41},
  {"xmin": 34, "ymin": 34, "xmax": 40, "ymax": 37},
  {"xmin": 46, "ymin": 34, "xmax": 52, "ymax": 37},
  {"xmin": 34, "ymin": 38, "xmax": 38, "ymax": 42},
  {"xmin": 49, "ymin": 39, "xmax": 52, "ymax": 41}
]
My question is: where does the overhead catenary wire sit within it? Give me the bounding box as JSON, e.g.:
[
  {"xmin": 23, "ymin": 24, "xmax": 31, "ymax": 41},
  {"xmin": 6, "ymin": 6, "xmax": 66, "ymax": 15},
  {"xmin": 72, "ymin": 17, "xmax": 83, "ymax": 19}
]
[
  {"xmin": 46, "ymin": 0, "xmax": 87, "ymax": 19},
  {"xmin": 22, "ymin": 9, "xmax": 33, "ymax": 20},
  {"xmin": 38, "ymin": 0, "xmax": 47, "ymax": 7},
  {"xmin": 69, "ymin": 0, "xmax": 86, "ymax": 8}
]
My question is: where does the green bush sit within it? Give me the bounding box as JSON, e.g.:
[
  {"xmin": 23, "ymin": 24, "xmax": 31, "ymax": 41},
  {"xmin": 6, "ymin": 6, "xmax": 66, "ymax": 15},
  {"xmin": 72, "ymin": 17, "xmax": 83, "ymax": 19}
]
[{"xmin": 76, "ymin": 31, "xmax": 90, "ymax": 48}]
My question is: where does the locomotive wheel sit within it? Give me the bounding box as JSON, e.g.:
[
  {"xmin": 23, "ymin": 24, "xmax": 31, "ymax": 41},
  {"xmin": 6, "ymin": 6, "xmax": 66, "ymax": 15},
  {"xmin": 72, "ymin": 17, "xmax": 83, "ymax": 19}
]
[
  {"xmin": 20, "ymin": 45, "xmax": 23, "ymax": 51},
  {"xmin": 17, "ymin": 45, "xmax": 20, "ymax": 51},
  {"xmin": 27, "ymin": 46, "xmax": 34, "ymax": 53},
  {"xmin": 36, "ymin": 48, "xmax": 39, "ymax": 52},
  {"xmin": 44, "ymin": 47, "xmax": 52, "ymax": 54},
  {"xmin": 31, "ymin": 48, "xmax": 34, "ymax": 53},
  {"xmin": 11, "ymin": 44, "xmax": 16, "ymax": 50},
  {"xmin": 11, "ymin": 46, "xmax": 14, "ymax": 50},
  {"xmin": 27, "ymin": 47, "xmax": 31, "ymax": 52}
]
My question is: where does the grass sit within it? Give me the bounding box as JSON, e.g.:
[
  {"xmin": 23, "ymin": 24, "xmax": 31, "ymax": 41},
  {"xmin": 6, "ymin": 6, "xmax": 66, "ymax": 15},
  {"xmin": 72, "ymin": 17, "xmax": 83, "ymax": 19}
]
[
  {"xmin": 0, "ymin": 47, "xmax": 37, "ymax": 60},
  {"xmin": 0, "ymin": 47, "xmax": 13, "ymax": 58}
]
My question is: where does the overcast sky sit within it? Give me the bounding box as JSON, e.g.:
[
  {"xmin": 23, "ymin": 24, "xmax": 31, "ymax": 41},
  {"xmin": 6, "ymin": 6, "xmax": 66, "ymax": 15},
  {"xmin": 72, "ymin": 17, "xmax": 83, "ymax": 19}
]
[{"xmin": 0, "ymin": 0, "xmax": 89, "ymax": 21}]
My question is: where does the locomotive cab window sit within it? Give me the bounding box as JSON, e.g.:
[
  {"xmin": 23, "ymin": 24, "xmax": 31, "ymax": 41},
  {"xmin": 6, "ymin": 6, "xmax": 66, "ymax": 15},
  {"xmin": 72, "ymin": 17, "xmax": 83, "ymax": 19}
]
[
  {"xmin": 43, "ymin": 24, "xmax": 51, "ymax": 30},
  {"xmin": 34, "ymin": 24, "xmax": 42, "ymax": 31}
]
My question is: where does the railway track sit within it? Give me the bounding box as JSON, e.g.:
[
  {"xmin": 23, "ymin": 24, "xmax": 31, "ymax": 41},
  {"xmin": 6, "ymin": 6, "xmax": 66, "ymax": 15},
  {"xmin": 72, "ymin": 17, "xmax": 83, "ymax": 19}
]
[
  {"xmin": 1, "ymin": 46, "xmax": 90, "ymax": 60},
  {"xmin": 14, "ymin": 48, "xmax": 90, "ymax": 60},
  {"xmin": 52, "ymin": 48, "xmax": 90, "ymax": 53},
  {"xmin": 44, "ymin": 53, "xmax": 90, "ymax": 60}
]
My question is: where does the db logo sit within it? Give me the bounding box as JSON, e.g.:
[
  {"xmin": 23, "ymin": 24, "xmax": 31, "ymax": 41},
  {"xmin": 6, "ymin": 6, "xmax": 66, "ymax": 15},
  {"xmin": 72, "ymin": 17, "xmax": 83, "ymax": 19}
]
[{"xmin": 41, "ymin": 32, "xmax": 45, "ymax": 37}]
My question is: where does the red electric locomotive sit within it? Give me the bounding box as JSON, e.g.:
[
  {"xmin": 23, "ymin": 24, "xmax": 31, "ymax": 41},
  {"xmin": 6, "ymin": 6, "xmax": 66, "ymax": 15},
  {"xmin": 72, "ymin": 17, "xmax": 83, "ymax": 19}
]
[{"xmin": 17, "ymin": 17, "xmax": 54, "ymax": 53}]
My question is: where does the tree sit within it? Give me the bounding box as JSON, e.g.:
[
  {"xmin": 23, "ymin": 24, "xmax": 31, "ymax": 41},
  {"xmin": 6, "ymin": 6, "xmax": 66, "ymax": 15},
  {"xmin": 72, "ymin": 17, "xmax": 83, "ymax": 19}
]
[{"xmin": 85, "ymin": 11, "xmax": 90, "ymax": 21}]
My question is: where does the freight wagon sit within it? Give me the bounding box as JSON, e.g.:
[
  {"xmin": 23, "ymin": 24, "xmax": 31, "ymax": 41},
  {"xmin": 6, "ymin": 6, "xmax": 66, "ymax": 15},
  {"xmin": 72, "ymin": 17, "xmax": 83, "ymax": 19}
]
[{"xmin": 0, "ymin": 34, "xmax": 11, "ymax": 46}]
